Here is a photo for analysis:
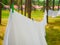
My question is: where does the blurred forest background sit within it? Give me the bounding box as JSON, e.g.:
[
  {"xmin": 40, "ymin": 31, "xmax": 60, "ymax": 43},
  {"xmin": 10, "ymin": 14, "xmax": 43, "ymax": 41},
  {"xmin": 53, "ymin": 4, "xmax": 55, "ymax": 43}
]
[{"xmin": 0, "ymin": 0, "xmax": 60, "ymax": 45}]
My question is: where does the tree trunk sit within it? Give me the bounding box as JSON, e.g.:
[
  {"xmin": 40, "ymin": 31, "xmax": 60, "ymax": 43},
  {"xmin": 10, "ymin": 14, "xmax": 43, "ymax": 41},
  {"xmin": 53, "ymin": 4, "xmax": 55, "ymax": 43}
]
[
  {"xmin": 20, "ymin": 0, "xmax": 23, "ymax": 14},
  {"xmin": 25, "ymin": 0, "xmax": 27, "ymax": 16},
  {"xmin": 0, "ymin": 0, "xmax": 2, "ymax": 25},
  {"xmin": 43, "ymin": 0, "xmax": 45, "ymax": 11},
  {"xmin": 27, "ymin": 0, "xmax": 32, "ymax": 18},
  {"xmin": 46, "ymin": 0, "xmax": 49, "ymax": 23},
  {"xmin": 53, "ymin": 0, "xmax": 55, "ymax": 10},
  {"xmin": 58, "ymin": 0, "xmax": 60, "ymax": 10},
  {"xmin": 17, "ymin": 0, "xmax": 20, "ymax": 12}
]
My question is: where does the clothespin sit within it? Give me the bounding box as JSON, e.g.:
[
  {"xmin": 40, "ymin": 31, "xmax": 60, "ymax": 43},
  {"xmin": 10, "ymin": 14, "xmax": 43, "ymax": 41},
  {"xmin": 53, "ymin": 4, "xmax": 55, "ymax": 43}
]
[{"xmin": 10, "ymin": 3, "xmax": 14, "ymax": 13}]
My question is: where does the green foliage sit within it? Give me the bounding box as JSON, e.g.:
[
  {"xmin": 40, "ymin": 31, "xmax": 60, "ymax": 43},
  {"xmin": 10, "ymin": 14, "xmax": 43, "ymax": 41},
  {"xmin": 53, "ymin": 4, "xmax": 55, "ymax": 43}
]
[
  {"xmin": 2, "ymin": 0, "xmax": 60, "ymax": 6},
  {"xmin": 2, "ymin": 0, "xmax": 8, "ymax": 5}
]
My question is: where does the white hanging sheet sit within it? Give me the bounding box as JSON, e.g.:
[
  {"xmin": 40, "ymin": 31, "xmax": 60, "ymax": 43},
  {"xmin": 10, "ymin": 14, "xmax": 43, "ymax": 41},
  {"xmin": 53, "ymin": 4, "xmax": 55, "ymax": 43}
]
[
  {"xmin": 3, "ymin": 10, "xmax": 47, "ymax": 45},
  {"xmin": 57, "ymin": 10, "xmax": 60, "ymax": 16},
  {"xmin": 48, "ymin": 10, "xmax": 58, "ymax": 17}
]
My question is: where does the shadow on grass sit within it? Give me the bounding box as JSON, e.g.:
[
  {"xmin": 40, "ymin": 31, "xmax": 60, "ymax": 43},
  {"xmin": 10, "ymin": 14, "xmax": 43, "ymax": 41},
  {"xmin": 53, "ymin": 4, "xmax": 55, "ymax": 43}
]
[{"xmin": 0, "ymin": 24, "xmax": 6, "ymax": 26}]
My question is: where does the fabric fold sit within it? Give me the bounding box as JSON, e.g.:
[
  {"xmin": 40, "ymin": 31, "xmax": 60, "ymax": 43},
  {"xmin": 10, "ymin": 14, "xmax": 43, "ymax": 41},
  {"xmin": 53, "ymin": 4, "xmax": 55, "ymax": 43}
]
[{"xmin": 3, "ymin": 10, "xmax": 47, "ymax": 45}]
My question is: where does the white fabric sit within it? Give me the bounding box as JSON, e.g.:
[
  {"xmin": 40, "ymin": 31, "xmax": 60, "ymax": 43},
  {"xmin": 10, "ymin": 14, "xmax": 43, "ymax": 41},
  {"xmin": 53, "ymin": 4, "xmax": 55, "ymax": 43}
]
[
  {"xmin": 57, "ymin": 10, "xmax": 60, "ymax": 16},
  {"xmin": 48, "ymin": 10, "xmax": 60, "ymax": 17},
  {"xmin": 48, "ymin": 10, "xmax": 58, "ymax": 17},
  {"xmin": 3, "ymin": 10, "xmax": 47, "ymax": 45}
]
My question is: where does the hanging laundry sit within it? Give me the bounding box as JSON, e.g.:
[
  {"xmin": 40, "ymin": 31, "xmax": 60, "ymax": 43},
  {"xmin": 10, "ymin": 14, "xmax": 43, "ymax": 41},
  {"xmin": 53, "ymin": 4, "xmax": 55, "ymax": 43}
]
[
  {"xmin": 3, "ymin": 9, "xmax": 47, "ymax": 45},
  {"xmin": 48, "ymin": 10, "xmax": 60, "ymax": 17},
  {"xmin": 57, "ymin": 10, "xmax": 60, "ymax": 16},
  {"xmin": 48, "ymin": 10, "xmax": 58, "ymax": 17}
]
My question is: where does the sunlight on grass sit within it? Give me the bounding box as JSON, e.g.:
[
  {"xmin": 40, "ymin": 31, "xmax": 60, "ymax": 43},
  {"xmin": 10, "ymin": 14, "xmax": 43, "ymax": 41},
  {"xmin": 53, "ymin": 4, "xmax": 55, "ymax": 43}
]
[{"xmin": 2, "ymin": 10, "xmax": 9, "ymax": 19}]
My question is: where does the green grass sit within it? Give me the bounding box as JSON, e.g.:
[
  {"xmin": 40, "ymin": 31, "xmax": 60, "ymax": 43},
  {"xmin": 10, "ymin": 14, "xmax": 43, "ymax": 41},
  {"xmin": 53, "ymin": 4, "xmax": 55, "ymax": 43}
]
[
  {"xmin": 2, "ymin": 10, "xmax": 9, "ymax": 19},
  {"xmin": 31, "ymin": 10, "xmax": 44, "ymax": 18},
  {"xmin": 46, "ymin": 22, "xmax": 60, "ymax": 45},
  {"xmin": 0, "ymin": 10, "xmax": 60, "ymax": 45}
]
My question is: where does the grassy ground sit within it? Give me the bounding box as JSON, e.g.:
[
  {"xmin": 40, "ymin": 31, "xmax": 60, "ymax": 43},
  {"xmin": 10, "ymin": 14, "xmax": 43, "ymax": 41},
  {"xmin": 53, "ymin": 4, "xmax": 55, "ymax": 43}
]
[{"xmin": 0, "ymin": 10, "xmax": 60, "ymax": 45}]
